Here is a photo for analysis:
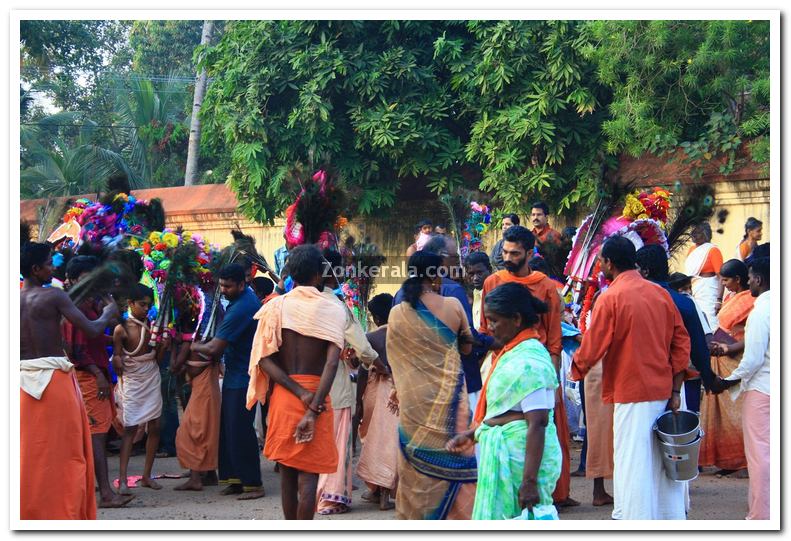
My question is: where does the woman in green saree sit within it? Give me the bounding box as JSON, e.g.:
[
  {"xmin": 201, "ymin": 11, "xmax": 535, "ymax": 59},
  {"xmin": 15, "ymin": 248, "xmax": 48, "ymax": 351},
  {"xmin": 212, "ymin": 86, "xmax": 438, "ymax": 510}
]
[{"xmin": 447, "ymin": 282, "xmax": 562, "ymax": 520}]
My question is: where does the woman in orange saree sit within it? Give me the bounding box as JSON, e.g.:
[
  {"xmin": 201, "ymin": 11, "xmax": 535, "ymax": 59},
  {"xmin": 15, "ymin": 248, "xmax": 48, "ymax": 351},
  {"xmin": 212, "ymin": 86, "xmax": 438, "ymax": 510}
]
[{"xmin": 699, "ymin": 259, "xmax": 756, "ymax": 473}]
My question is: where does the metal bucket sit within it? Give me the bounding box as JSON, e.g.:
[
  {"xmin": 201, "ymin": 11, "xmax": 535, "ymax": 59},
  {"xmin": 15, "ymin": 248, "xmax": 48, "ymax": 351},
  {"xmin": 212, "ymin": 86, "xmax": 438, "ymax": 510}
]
[
  {"xmin": 657, "ymin": 435, "xmax": 703, "ymax": 482},
  {"xmin": 654, "ymin": 410, "xmax": 701, "ymax": 445}
]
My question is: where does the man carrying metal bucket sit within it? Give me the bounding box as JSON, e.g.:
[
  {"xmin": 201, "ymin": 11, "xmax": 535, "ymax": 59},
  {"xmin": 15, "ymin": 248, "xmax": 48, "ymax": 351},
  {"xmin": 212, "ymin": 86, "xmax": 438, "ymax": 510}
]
[{"xmin": 569, "ymin": 237, "xmax": 691, "ymax": 520}]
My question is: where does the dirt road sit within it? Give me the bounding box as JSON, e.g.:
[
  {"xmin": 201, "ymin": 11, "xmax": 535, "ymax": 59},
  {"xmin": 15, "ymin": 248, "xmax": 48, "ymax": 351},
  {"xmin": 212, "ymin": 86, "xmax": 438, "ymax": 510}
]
[{"xmin": 98, "ymin": 441, "xmax": 748, "ymax": 521}]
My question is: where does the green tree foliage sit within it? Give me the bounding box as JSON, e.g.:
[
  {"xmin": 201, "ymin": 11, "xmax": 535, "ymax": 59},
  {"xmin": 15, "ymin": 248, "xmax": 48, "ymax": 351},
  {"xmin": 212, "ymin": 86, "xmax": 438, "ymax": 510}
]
[
  {"xmin": 20, "ymin": 20, "xmax": 132, "ymax": 113},
  {"xmin": 201, "ymin": 20, "xmax": 474, "ymax": 223},
  {"xmin": 585, "ymin": 20, "xmax": 770, "ymax": 177},
  {"xmin": 129, "ymin": 20, "xmax": 204, "ymax": 77},
  {"xmin": 436, "ymin": 20, "xmax": 613, "ymax": 213}
]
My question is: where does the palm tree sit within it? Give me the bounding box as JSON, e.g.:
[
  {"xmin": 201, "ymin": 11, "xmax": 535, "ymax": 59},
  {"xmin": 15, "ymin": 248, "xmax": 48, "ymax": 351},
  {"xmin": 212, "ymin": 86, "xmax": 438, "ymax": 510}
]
[
  {"xmin": 20, "ymin": 115, "xmax": 141, "ymax": 199},
  {"xmin": 113, "ymin": 74, "xmax": 189, "ymax": 184}
]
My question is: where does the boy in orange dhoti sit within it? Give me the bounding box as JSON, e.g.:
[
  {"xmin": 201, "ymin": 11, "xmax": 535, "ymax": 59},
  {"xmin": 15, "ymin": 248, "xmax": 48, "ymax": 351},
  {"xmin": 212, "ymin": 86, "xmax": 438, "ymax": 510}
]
[
  {"xmin": 20, "ymin": 238, "xmax": 119, "ymax": 519},
  {"xmin": 246, "ymin": 245, "xmax": 347, "ymax": 519},
  {"xmin": 62, "ymin": 256, "xmax": 134, "ymax": 509}
]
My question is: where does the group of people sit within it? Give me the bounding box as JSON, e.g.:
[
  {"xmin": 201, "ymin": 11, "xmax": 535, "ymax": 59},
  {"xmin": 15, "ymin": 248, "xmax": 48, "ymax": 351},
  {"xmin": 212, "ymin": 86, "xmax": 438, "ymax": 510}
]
[{"xmin": 20, "ymin": 203, "xmax": 771, "ymax": 522}]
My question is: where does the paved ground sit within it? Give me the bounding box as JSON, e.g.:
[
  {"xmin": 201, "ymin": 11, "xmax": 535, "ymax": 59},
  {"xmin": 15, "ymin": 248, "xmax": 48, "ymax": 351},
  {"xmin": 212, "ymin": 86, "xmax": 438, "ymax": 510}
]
[{"xmin": 99, "ymin": 440, "xmax": 749, "ymax": 521}]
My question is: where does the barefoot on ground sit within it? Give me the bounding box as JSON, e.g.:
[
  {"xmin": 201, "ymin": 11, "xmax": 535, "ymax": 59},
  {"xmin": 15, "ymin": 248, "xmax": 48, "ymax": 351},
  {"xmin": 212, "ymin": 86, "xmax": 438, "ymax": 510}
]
[
  {"xmin": 592, "ymin": 493, "xmax": 615, "ymax": 507},
  {"xmin": 361, "ymin": 489, "xmax": 380, "ymax": 503},
  {"xmin": 140, "ymin": 477, "xmax": 162, "ymax": 490},
  {"xmin": 237, "ymin": 488, "xmax": 266, "ymax": 500},
  {"xmin": 173, "ymin": 479, "xmax": 203, "ymax": 491},
  {"xmin": 98, "ymin": 494, "xmax": 136, "ymax": 508},
  {"xmin": 557, "ymin": 497, "xmax": 581, "ymax": 508},
  {"xmin": 118, "ymin": 483, "xmax": 132, "ymax": 496}
]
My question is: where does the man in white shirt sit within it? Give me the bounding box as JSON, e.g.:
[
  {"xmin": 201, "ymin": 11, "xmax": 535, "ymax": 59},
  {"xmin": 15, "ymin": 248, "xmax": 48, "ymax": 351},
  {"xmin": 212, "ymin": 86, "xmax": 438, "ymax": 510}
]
[{"xmin": 715, "ymin": 256, "xmax": 770, "ymax": 520}]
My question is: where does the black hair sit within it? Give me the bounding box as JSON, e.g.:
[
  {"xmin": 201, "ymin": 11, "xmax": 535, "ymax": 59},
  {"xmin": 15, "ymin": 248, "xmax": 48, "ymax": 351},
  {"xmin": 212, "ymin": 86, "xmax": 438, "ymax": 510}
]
[
  {"xmin": 720, "ymin": 259, "xmax": 749, "ymax": 289},
  {"xmin": 748, "ymin": 257, "xmax": 770, "ymax": 288},
  {"xmin": 562, "ymin": 226, "xmax": 577, "ymax": 240},
  {"xmin": 484, "ymin": 282, "xmax": 548, "ymax": 328},
  {"xmin": 368, "ymin": 293, "xmax": 394, "ymax": 324},
  {"xmin": 322, "ymin": 249, "xmax": 344, "ymax": 284},
  {"xmin": 693, "ymin": 222, "xmax": 713, "ymax": 241},
  {"xmin": 668, "ymin": 272, "xmax": 692, "ymax": 291},
  {"xmin": 252, "ymin": 276, "xmax": 275, "ymax": 298},
  {"xmin": 423, "ymin": 234, "xmax": 449, "ymax": 256},
  {"xmin": 402, "ymin": 251, "xmax": 444, "ymax": 308},
  {"xmin": 21, "ymin": 241, "xmax": 51, "ymax": 278},
  {"xmin": 66, "ymin": 255, "xmax": 99, "ymax": 281},
  {"xmin": 635, "ymin": 244, "xmax": 669, "ymax": 282},
  {"xmin": 288, "ymin": 244, "xmax": 324, "ymax": 285},
  {"xmin": 504, "ymin": 213, "xmax": 520, "ymax": 226},
  {"xmin": 218, "ymin": 263, "xmax": 246, "ymax": 285},
  {"xmin": 129, "ymin": 283, "xmax": 154, "ymax": 302},
  {"xmin": 531, "ymin": 201, "xmax": 550, "ymax": 216},
  {"xmin": 743, "ymin": 217, "xmax": 763, "ymax": 240},
  {"xmin": 502, "ymin": 225, "xmax": 535, "ymax": 252},
  {"xmin": 528, "ymin": 256, "xmax": 551, "ymax": 275},
  {"xmin": 601, "ymin": 236, "xmax": 637, "ymax": 271},
  {"xmin": 752, "ymin": 242, "xmax": 770, "ymax": 260},
  {"xmin": 465, "ymin": 251, "xmax": 491, "ymax": 271},
  {"xmin": 415, "ymin": 219, "xmax": 433, "ymax": 233}
]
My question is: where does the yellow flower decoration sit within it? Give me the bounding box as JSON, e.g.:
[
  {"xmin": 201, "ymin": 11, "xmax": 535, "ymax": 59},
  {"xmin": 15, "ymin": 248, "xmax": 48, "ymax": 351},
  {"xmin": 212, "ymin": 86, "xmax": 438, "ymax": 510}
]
[
  {"xmin": 113, "ymin": 193, "xmax": 129, "ymax": 202},
  {"xmin": 162, "ymin": 232, "xmax": 179, "ymax": 248},
  {"xmin": 149, "ymin": 231, "xmax": 162, "ymax": 244},
  {"xmin": 621, "ymin": 193, "xmax": 647, "ymax": 221},
  {"xmin": 129, "ymin": 238, "xmax": 140, "ymax": 248},
  {"xmin": 181, "ymin": 231, "xmax": 193, "ymax": 241},
  {"xmin": 637, "ymin": 213, "xmax": 650, "ymax": 220}
]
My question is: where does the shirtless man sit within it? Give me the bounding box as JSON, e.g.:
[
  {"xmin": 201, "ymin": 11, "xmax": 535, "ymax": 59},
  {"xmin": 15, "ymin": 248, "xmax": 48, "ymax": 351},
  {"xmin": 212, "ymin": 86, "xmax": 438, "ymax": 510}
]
[
  {"xmin": 247, "ymin": 244, "xmax": 347, "ymax": 519},
  {"xmin": 20, "ymin": 239, "xmax": 120, "ymax": 519}
]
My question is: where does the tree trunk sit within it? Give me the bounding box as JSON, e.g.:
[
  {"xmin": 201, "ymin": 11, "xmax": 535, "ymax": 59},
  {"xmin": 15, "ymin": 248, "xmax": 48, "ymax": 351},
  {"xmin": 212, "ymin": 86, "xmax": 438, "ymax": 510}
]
[{"xmin": 184, "ymin": 20, "xmax": 214, "ymax": 186}]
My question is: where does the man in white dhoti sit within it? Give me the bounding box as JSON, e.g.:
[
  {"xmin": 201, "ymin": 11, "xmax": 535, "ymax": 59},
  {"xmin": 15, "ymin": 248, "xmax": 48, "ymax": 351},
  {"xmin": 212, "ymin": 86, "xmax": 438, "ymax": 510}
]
[
  {"xmin": 570, "ymin": 237, "xmax": 691, "ymax": 520},
  {"xmin": 684, "ymin": 223, "xmax": 724, "ymax": 330}
]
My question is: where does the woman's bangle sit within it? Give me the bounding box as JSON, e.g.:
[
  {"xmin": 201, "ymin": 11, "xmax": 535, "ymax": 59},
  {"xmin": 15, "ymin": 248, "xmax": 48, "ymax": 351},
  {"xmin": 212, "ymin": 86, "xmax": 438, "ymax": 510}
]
[{"xmin": 671, "ymin": 390, "xmax": 681, "ymax": 395}]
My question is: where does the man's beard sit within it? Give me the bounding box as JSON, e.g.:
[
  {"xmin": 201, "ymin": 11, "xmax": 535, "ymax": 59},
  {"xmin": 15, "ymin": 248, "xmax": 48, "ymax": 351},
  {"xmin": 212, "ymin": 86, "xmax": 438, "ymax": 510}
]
[{"xmin": 503, "ymin": 257, "xmax": 527, "ymax": 273}]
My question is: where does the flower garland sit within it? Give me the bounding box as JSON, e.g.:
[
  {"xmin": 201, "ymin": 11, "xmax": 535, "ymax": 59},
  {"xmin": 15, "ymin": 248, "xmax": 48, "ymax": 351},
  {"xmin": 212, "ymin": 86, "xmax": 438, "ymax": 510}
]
[{"xmin": 460, "ymin": 201, "xmax": 492, "ymax": 260}]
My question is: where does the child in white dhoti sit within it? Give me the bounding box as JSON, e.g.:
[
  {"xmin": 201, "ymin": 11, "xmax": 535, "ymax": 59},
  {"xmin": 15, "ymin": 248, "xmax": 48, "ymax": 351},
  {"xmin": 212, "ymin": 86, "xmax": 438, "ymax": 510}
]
[{"xmin": 112, "ymin": 284, "xmax": 171, "ymax": 495}]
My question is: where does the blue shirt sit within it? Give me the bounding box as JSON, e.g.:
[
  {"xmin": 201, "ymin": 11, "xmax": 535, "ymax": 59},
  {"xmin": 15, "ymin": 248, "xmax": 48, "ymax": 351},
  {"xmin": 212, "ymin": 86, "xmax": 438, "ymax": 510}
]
[
  {"xmin": 215, "ymin": 287, "xmax": 260, "ymax": 390},
  {"xmin": 274, "ymin": 246, "xmax": 289, "ymax": 277},
  {"xmin": 393, "ymin": 277, "xmax": 494, "ymax": 393},
  {"xmin": 656, "ymin": 281, "xmax": 714, "ymax": 389}
]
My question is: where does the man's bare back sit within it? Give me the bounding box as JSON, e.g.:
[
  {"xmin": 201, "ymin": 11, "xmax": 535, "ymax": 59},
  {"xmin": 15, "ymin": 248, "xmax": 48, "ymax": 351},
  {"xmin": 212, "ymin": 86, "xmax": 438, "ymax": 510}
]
[
  {"xmin": 277, "ymin": 329, "xmax": 332, "ymax": 377},
  {"xmin": 21, "ymin": 286, "xmax": 117, "ymax": 361}
]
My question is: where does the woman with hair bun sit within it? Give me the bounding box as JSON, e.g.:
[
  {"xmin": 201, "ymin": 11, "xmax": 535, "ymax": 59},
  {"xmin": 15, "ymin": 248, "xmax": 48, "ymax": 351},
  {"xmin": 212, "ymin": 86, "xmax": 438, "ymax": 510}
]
[{"xmin": 386, "ymin": 251, "xmax": 476, "ymax": 520}]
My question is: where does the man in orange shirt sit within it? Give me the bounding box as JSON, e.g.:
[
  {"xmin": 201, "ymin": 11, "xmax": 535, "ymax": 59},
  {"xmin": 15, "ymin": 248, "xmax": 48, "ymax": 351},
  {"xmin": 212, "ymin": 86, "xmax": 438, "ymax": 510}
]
[
  {"xmin": 530, "ymin": 202, "xmax": 562, "ymax": 248},
  {"xmin": 479, "ymin": 225, "xmax": 579, "ymax": 508},
  {"xmin": 570, "ymin": 236, "xmax": 691, "ymax": 520}
]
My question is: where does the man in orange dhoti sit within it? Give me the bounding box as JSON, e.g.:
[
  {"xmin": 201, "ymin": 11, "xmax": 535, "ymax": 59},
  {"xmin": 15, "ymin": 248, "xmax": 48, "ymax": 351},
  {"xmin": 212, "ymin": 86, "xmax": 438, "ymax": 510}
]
[
  {"xmin": 173, "ymin": 341, "xmax": 221, "ymax": 491},
  {"xmin": 246, "ymin": 245, "xmax": 347, "ymax": 519},
  {"xmin": 480, "ymin": 225, "xmax": 578, "ymax": 508},
  {"xmin": 62, "ymin": 256, "xmax": 134, "ymax": 509},
  {"xmin": 20, "ymin": 239, "xmax": 119, "ymax": 519}
]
